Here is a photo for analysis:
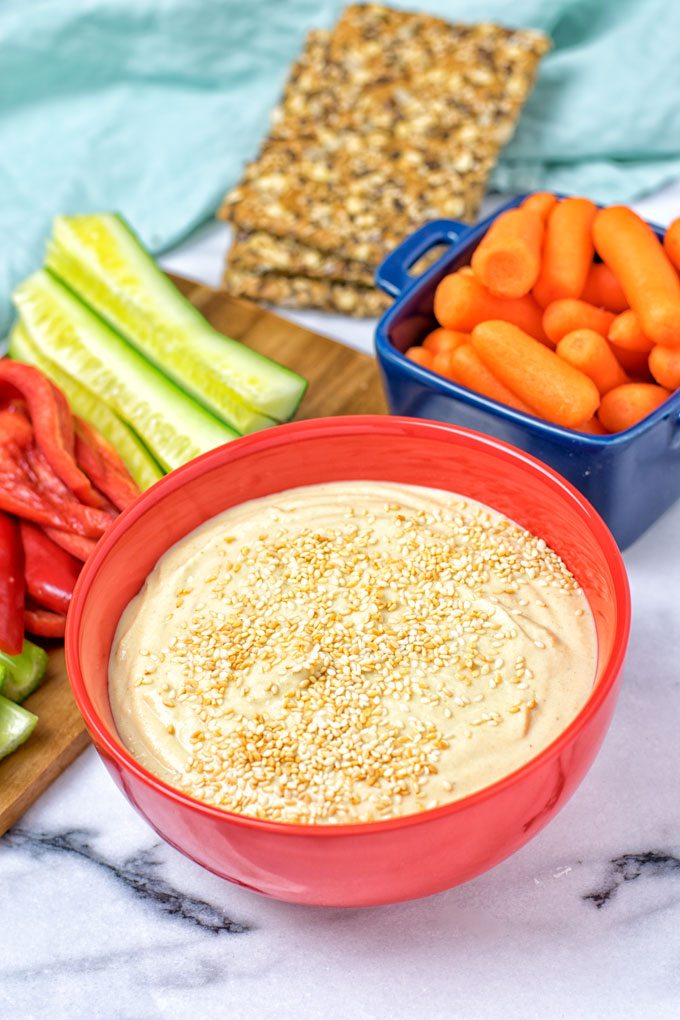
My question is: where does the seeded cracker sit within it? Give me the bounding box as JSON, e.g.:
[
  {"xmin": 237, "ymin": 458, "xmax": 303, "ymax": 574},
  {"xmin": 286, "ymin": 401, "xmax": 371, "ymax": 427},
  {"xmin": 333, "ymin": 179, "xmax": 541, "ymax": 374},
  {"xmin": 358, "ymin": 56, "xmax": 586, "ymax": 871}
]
[
  {"xmin": 219, "ymin": 3, "xmax": 550, "ymax": 310},
  {"xmin": 269, "ymin": 13, "xmax": 546, "ymax": 150},
  {"xmin": 228, "ymin": 231, "xmax": 374, "ymax": 286},
  {"xmin": 223, "ymin": 267, "xmax": 390, "ymax": 317},
  {"xmin": 224, "ymin": 136, "xmax": 491, "ymax": 262}
]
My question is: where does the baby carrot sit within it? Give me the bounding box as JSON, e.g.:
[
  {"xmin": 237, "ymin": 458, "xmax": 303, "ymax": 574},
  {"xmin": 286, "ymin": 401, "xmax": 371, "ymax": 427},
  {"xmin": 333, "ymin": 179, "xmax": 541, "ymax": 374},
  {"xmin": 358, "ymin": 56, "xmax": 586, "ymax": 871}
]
[
  {"xmin": 471, "ymin": 207, "xmax": 543, "ymax": 298},
  {"xmin": 434, "ymin": 271, "xmax": 547, "ymax": 341},
  {"xmin": 543, "ymin": 299, "xmax": 615, "ymax": 347},
  {"xmin": 581, "ymin": 263, "xmax": 628, "ymax": 313},
  {"xmin": 521, "ymin": 192, "xmax": 557, "ymax": 222},
  {"xmin": 406, "ymin": 346, "xmax": 434, "ymax": 368},
  {"xmin": 533, "ymin": 197, "xmax": 597, "ymax": 307},
  {"xmin": 598, "ymin": 383, "xmax": 671, "ymax": 432},
  {"xmin": 608, "ymin": 344, "xmax": 653, "ymax": 380},
  {"xmin": 448, "ymin": 344, "xmax": 533, "ymax": 413},
  {"xmin": 578, "ymin": 417, "xmax": 608, "ymax": 435},
  {"xmin": 556, "ymin": 329, "xmax": 629, "ymax": 396},
  {"xmin": 649, "ymin": 345, "xmax": 680, "ymax": 390},
  {"xmin": 593, "ymin": 205, "xmax": 680, "ymax": 348},
  {"xmin": 432, "ymin": 350, "xmax": 457, "ymax": 379},
  {"xmin": 422, "ymin": 327, "xmax": 469, "ymax": 355},
  {"xmin": 663, "ymin": 217, "xmax": 680, "ymax": 272},
  {"xmin": 471, "ymin": 320, "xmax": 600, "ymax": 427},
  {"xmin": 608, "ymin": 309, "xmax": 654, "ymax": 353}
]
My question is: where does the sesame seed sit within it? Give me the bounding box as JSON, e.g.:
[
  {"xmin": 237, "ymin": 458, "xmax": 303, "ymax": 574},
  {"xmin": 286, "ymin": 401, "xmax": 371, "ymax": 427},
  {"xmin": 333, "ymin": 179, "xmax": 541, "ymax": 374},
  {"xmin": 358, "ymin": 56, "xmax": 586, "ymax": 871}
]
[{"xmin": 123, "ymin": 483, "xmax": 589, "ymax": 825}]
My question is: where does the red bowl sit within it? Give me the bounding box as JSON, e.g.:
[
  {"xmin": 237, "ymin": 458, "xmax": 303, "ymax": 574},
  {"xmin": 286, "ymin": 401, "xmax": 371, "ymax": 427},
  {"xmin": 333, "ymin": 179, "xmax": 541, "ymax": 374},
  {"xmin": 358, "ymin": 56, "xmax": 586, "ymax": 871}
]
[{"xmin": 66, "ymin": 416, "xmax": 630, "ymax": 907}]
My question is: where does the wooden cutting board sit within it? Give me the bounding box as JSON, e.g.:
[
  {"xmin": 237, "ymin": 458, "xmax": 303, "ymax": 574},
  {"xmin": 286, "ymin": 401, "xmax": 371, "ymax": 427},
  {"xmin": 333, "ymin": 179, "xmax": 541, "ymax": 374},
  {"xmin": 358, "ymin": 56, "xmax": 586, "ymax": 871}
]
[{"xmin": 0, "ymin": 278, "xmax": 386, "ymax": 836}]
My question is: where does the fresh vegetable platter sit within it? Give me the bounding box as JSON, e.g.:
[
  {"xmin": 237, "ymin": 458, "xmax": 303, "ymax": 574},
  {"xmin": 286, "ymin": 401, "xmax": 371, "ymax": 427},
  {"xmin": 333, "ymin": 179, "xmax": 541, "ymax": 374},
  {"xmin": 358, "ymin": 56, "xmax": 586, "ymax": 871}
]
[
  {"xmin": 0, "ymin": 213, "xmax": 307, "ymax": 770},
  {"xmin": 0, "ymin": 272, "xmax": 386, "ymax": 835},
  {"xmin": 7, "ymin": 191, "xmax": 679, "ymax": 829}
]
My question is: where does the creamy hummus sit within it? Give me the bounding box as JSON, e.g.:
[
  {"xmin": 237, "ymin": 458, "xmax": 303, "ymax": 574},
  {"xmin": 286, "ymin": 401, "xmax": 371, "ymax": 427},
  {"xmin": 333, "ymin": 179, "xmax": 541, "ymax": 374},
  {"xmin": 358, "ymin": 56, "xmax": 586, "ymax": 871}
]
[{"xmin": 110, "ymin": 481, "xmax": 596, "ymax": 824}]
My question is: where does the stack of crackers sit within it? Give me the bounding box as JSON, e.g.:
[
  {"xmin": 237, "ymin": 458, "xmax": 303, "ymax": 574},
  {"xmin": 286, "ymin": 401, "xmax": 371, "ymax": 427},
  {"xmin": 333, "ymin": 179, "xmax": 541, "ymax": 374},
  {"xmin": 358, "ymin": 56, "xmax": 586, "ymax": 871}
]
[{"xmin": 219, "ymin": 3, "xmax": 549, "ymax": 317}]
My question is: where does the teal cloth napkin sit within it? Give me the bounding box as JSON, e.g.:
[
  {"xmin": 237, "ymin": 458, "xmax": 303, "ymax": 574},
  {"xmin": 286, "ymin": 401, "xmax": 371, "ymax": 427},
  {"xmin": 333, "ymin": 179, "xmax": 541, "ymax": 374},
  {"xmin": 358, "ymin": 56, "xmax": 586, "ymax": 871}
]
[{"xmin": 2, "ymin": 0, "xmax": 680, "ymax": 335}]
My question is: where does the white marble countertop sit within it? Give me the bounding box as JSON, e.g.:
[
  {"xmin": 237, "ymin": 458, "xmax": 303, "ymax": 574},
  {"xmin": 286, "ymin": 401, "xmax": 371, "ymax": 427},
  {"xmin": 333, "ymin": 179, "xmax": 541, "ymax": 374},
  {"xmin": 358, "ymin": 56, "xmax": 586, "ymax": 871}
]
[{"xmin": 4, "ymin": 186, "xmax": 680, "ymax": 1020}]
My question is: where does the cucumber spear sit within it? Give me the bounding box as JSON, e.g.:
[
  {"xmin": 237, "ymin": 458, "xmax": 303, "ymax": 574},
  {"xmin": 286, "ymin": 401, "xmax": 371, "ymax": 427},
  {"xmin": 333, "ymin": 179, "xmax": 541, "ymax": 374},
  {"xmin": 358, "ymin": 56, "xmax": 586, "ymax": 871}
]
[
  {"xmin": 0, "ymin": 639, "xmax": 49, "ymax": 703},
  {"xmin": 0, "ymin": 694, "xmax": 38, "ymax": 760}
]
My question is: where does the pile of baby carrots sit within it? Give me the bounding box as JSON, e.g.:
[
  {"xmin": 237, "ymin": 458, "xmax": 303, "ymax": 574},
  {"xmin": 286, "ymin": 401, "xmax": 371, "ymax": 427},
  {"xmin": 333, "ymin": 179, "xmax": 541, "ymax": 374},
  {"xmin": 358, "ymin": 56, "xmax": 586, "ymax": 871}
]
[{"xmin": 406, "ymin": 193, "xmax": 680, "ymax": 433}]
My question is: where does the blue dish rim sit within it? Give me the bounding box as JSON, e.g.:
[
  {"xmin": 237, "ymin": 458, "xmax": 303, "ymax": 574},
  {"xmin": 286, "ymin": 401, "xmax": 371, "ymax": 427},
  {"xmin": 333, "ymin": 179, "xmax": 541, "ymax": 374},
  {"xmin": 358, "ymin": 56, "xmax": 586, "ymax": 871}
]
[{"xmin": 374, "ymin": 195, "xmax": 680, "ymax": 445}]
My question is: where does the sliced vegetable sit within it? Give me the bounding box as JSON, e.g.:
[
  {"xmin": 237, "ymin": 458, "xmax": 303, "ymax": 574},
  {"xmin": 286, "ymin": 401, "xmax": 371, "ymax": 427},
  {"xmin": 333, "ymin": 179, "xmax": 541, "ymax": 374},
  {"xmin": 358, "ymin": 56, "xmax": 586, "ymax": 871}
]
[
  {"xmin": 581, "ymin": 263, "xmax": 628, "ymax": 314},
  {"xmin": 664, "ymin": 216, "xmax": 680, "ymax": 271},
  {"xmin": 470, "ymin": 207, "xmax": 543, "ymax": 298},
  {"xmin": 448, "ymin": 344, "xmax": 533, "ymax": 414},
  {"xmin": 24, "ymin": 602, "xmax": 66, "ymax": 640},
  {"xmin": 606, "ymin": 344, "xmax": 652, "ymax": 381},
  {"xmin": 405, "ymin": 347, "xmax": 434, "ymax": 368},
  {"xmin": 556, "ymin": 329, "xmax": 629, "ymax": 396},
  {"xmin": 434, "ymin": 271, "xmax": 547, "ymax": 341},
  {"xmin": 598, "ymin": 383, "xmax": 671, "ymax": 432},
  {"xmin": 422, "ymin": 328, "xmax": 469, "ymax": 355},
  {"xmin": 20, "ymin": 521, "xmax": 80, "ymax": 615},
  {"xmin": 43, "ymin": 527, "xmax": 97, "ymax": 561},
  {"xmin": 0, "ymin": 694, "xmax": 38, "ymax": 760},
  {"xmin": 533, "ymin": 197, "xmax": 597, "ymax": 307},
  {"xmin": 593, "ymin": 206, "xmax": 680, "ymax": 348},
  {"xmin": 578, "ymin": 417, "xmax": 608, "ymax": 436},
  {"xmin": 521, "ymin": 192, "xmax": 557, "ymax": 221},
  {"xmin": 608, "ymin": 310, "xmax": 654, "ymax": 353},
  {"xmin": 0, "ymin": 661, "xmax": 6, "ymax": 694},
  {"xmin": 0, "ymin": 401, "xmax": 114, "ymax": 537},
  {"xmin": 543, "ymin": 299, "xmax": 615, "ymax": 348},
  {"xmin": 0, "ymin": 360, "xmax": 105, "ymax": 509},
  {"xmin": 431, "ymin": 350, "xmax": 456, "ymax": 379},
  {"xmin": 471, "ymin": 320, "xmax": 600, "ymax": 428},
  {"xmin": 0, "ymin": 512, "xmax": 24, "ymax": 655},
  {"xmin": 0, "ymin": 639, "xmax": 49, "ymax": 702},
  {"xmin": 424, "ymin": 195, "xmax": 680, "ymax": 434},
  {"xmin": 13, "ymin": 271, "xmax": 238, "ymax": 472},
  {"xmin": 46, "ymin": 213, "xmax": 306, "ymax": 425},
  {"xmin": 649, "ymin": 344, "xmax": 680, "ymax": 390},
  {"xmin": 9, "ymin": 323, "xmax": 162, "ymax": 491},
  {"xmin": 75, "ymin": 417, "xmax": 140, "ymax": 511}
]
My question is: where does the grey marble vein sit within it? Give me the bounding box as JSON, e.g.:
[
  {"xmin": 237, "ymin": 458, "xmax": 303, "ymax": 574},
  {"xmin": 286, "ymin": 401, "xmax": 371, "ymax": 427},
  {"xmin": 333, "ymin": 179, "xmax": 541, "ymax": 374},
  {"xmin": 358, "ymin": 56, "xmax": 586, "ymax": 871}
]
[
  {"xmin": 583, "ymin": 850, "xmax": 680, "ymax": 909},
  {"xmin": 0, "ymin": 939, "xmax": 195, "ymax": 981},
  {"xmin": 4, "ymin": 827, "xmax": 252, "ymax": 935}
]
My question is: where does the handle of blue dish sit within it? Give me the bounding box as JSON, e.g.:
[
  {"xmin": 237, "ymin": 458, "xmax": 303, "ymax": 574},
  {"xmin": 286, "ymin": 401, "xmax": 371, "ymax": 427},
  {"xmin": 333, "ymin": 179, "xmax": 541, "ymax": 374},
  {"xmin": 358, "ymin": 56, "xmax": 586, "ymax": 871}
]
[{"xmin": 375, "ymin": 219, "xmax": 471, "ymax": 298}]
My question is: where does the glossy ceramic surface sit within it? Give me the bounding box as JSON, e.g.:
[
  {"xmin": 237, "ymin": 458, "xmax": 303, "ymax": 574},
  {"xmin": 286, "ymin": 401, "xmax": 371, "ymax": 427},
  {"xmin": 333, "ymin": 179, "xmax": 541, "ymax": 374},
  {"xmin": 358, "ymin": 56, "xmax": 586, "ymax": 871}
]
[
  {"xmin": 375, "ymin": 197, "xmax": 680, "ymax": 549},
  {"xmin": 66, "ymin": 417, "xmax": 630, "ymax": 907}
]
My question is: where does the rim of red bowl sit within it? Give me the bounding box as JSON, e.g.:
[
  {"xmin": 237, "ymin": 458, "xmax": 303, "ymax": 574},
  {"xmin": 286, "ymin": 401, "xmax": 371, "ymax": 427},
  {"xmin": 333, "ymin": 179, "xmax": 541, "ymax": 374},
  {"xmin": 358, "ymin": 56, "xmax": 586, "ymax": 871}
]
[{"xmin": 66, "ymin": 415, "xmax": 631, "ymax": 838}]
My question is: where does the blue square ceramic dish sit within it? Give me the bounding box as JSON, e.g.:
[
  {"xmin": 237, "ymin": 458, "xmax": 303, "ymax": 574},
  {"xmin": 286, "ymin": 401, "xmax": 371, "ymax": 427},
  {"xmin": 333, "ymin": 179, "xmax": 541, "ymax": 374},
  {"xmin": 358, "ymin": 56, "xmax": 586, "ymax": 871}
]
[{"xmin": 374, "ymin": 195, "xmax": 680, "ymax": 549}]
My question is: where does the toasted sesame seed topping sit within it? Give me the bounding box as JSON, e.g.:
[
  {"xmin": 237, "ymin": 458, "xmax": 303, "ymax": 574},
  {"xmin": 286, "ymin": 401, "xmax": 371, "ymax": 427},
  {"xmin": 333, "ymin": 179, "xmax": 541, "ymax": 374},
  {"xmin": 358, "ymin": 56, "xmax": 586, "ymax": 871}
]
[{"xmin": 115, "ymin": 482, "xmax": 593, "ymax": 825}]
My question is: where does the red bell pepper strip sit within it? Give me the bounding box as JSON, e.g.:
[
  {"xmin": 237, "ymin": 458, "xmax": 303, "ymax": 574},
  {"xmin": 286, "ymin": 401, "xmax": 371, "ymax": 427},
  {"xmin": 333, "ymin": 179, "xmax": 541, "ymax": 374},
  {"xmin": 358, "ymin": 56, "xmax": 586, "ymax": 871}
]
[
  {"xmin": 0, "ymin": 360, "xmax": 107, "ymax": 509},
  {"xmin": 0, "ymin": 399, "xmax": 32, "ymax": 444},
  {"xmin": 20, "ymin": 521, "xmax": 81, "ymax": 615},
  {"xmin": 24, "ymin": 601, "xmax": 66, "ymax": 640},
  {"xmin": 0, "ymin": 404, "xmax": 115, "ymax": 537},
  {"xmin": 75, "ymin": 418, "xmax": 140, "ymax": 511},
  {"xmin": 43, "ymin": 528, "xmax": 98, "ymax": 562},
  {"xmin": 0, "ymin": 512, "xmax": 25, "ymax": 655}
]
